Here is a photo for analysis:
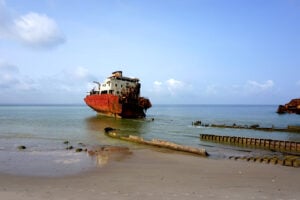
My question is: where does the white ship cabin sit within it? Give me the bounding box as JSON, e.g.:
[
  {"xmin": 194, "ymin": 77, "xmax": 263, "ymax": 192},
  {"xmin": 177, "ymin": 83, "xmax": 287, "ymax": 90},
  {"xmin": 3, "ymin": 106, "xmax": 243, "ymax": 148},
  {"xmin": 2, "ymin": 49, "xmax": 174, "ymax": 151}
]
[{"xmin": 91, "ymin": 71, "xmax": 141, "ymax": 97}]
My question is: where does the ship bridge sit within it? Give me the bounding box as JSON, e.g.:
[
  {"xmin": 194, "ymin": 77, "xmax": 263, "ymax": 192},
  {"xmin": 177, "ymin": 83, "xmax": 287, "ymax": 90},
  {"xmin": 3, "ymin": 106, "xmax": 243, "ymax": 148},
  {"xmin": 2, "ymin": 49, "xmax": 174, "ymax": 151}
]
[{"xmin": 93, "ymin": 71, "xmax": 141, "ymax": 98}]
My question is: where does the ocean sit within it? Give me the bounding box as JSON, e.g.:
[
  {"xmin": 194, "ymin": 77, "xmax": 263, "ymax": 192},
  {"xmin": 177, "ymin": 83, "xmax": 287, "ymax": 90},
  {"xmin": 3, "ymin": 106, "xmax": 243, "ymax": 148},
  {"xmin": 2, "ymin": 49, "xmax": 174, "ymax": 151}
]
[{"xmin": 0, "ymin": 104, "xmax": 299, "ymax": 176}]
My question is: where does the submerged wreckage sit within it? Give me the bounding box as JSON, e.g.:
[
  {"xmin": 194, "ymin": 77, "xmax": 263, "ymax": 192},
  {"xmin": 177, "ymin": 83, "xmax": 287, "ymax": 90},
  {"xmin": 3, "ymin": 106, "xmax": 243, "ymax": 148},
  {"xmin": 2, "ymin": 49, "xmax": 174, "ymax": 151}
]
[
  {"xmin": 84, "ymin": 71, "xmax": 152, "ymax": 118},
  {"xmin": 104, "ymin": 128, "xmax": 208, "ymax": 157}
]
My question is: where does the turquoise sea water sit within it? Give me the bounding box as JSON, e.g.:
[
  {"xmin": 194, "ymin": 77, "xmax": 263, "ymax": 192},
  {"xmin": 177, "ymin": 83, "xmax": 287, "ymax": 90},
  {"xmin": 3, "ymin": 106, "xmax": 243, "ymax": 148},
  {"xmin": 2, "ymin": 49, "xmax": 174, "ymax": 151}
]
[{"xmin": 0, "ymin": 104, "xmax": 299, "ymax": 176}]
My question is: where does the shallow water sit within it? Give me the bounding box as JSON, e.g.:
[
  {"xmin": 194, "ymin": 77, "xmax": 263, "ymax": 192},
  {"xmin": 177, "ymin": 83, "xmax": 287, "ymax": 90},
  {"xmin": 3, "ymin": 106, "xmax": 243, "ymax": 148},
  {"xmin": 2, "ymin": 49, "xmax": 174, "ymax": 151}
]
[{"xmin": 0, "ymin": 104, "xmax": 299, "ymax": 176}]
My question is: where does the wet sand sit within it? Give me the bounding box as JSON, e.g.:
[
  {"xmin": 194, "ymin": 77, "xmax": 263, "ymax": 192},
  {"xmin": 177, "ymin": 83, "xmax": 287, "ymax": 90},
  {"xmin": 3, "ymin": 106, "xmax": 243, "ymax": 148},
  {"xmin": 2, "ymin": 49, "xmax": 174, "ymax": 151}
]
[{"xmin": 0, "ymin": 149, "xmax": 299, "ymax": 200}]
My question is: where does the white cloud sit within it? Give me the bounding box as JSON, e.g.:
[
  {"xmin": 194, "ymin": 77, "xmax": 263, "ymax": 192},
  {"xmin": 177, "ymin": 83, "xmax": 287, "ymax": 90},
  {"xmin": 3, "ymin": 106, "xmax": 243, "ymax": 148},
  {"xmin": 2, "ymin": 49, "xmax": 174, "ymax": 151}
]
[
  {"xmin": 0, "ymin": 62, "xmax": 95, "ymax": 100},
  {"xmin": 154, "ymin": 81, "xmax": 162, "ymax": 86},
  {"xmin": 246, "ymin": 80, "xmax": 274, "ymax": 91},
  {"xmin": 0, "ymin": 73, "xmax": 17, "ymax": 88},
  {"xmin": 61, "ymin": 67, "xmax": 97, "ymax": 89},
  {"xmin": 153, "ymin": 81, "xmax": 163, "ymax": 92},
  {"xmin": 0, "ymin": 1, "xmax": 65, "ymax": 48},
  {"xmin": 152, "ymin": 78, "xmax": 191, "ymax": 96},
  {"xmin": 0, "ymin": 61, "xmax": 35, "ymax": 90},
  {"xmin": 0, "ymin": 61, "xmax": 18, "ymax": 72},
  {"xmin": 205, "ymin": 84, "xmax": 218, "ymax": 95},
  {"xmin": 13, "ymin": 12, "xmax": 65, "ymax": 48},
  {"xmin": 0, "ymin": 62, "xmax": 19, "ymax": 88},
  {"xmin": 0, "ymin": 64, "xmax": 100, "ymax": 103},
  {"xmin": 38, "ymin": 66, "xmax": 97, "ymax": 94},
  {"xmin": 166, "ymin": 78, "xmax": 183, "ymax": 88},
  {"xmin": 70, "ymin": 66, "xmax": 92, "ymax": 80},
  {"xmin": 166, "ymin": 78, "xmax": 185, "ymax": 95}
]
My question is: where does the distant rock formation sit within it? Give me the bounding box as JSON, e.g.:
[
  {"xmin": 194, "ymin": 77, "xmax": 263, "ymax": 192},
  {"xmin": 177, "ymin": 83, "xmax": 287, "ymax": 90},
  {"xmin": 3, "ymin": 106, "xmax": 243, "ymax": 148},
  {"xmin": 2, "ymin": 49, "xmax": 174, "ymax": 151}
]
[{"xmin": 277, "ymin": 98, "xmax": 300, "ymax": 114}]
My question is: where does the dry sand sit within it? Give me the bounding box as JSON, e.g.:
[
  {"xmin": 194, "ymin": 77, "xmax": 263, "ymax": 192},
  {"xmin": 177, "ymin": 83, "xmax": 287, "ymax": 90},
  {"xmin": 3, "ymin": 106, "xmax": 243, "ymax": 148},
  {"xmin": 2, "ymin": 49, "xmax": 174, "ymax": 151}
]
[{"xmin": 0, "ymin": 149, "xmax": 299, "ymax": 200}]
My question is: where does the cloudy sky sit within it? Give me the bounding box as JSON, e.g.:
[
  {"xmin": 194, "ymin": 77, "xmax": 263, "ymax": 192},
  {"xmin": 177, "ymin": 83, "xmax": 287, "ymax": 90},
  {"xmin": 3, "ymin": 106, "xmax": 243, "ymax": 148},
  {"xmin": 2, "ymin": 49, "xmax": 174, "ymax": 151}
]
[{"xmin": 0, "ymin": 0, "xmax": 299, "ymax": 104}]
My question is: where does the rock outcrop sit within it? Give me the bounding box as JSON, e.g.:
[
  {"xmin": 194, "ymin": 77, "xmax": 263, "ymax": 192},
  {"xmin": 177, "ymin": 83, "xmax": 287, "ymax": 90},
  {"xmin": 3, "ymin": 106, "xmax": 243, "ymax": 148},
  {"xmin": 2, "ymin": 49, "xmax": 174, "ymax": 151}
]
[{"xmin": 277, "ymin": 98, "xmax": 300, "ymax": 114}]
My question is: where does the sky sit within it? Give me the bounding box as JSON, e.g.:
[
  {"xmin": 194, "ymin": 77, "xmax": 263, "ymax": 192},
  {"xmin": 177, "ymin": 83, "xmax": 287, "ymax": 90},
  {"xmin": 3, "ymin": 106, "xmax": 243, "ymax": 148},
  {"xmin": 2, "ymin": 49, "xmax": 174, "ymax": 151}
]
[{"xmin": 0, "ymin": 0, "xmax": 299, "ymax": 105}]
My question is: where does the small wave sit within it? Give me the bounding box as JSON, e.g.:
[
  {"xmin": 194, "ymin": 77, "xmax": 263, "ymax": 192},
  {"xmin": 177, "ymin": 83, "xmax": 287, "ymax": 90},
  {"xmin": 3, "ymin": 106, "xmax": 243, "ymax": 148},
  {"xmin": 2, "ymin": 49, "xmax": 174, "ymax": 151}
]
[{"xmin": 54, "ymin": 158, "xmax": 81, "ymax": 164}]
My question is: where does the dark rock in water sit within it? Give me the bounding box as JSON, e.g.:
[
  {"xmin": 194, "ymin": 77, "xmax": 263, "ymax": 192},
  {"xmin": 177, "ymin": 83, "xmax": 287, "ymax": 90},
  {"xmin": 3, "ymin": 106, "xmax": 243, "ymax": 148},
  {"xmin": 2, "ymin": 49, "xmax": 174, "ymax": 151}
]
[
  {"xmin": 17, "ymin": 145, "xmax": 26, "ymax": 150},
  {"xmin": 63, "ymin": 141, "xmax": 69, "ymax": 144},
  {"xmin": 78, "ymin": 142, "xmax": 86, "ymax": 147},
  {"xmin": 104, "ymin": 127, "xmax": 115, "ymax": 133},
  {"xmin": 277, "ymin": 98, "xmax": 300, "ymax": 114},
  {"xmin": 192, "ymin": 120, "xmax": 202, "ymax": 126},
  {"xmin": 250, "ymin": 124, "xmax": 260, "ymax": 129},
  {"xmin": 75, "ymin": 148, "xmax": 83, "ymax": 152},
  {"xmin": 66, "ymin": 146, "xmax": 73, "ymax": 150}
]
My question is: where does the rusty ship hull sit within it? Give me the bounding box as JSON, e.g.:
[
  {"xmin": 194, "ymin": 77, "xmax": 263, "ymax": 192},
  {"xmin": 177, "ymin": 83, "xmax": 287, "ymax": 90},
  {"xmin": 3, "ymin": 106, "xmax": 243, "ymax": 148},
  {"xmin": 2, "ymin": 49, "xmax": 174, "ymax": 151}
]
[{"xmin": 84, "ymin": 94, "xmax": 150, "ymax": 118}]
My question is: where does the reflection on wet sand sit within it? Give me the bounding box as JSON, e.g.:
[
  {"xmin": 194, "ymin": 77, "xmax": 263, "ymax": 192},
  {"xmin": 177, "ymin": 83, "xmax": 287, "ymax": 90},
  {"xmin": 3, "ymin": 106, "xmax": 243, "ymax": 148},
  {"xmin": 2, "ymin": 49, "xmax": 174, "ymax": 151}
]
[
  {"xmin": 87, "ymin": 145, "xmax": 132, "ymax": 167},
  {"xmin": 84, "ymin": 115, "xmax": 152, "ymax": 143},
  {"xmin": 83, "ymin": 115, "xmax": 152, "ymax": 167},
  {"xmin": 85, "ymin": 115, "xmax": 148, "ymax": 132}
]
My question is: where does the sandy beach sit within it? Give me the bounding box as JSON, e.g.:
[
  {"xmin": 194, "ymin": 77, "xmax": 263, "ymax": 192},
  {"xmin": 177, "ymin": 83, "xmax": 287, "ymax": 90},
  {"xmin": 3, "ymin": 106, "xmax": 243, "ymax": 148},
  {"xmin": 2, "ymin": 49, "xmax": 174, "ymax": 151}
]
[{"xmin": 0, "ymin": 148, "xmax": 299, "ymax": 200}]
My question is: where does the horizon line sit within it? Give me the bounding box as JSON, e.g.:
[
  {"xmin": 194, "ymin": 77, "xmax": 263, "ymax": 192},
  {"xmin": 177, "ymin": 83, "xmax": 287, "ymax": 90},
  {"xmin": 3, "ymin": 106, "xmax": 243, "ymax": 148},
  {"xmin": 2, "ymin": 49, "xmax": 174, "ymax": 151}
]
[{"xmin": 0, "ymin": 103, "xmax": 279, "ymax": 106}]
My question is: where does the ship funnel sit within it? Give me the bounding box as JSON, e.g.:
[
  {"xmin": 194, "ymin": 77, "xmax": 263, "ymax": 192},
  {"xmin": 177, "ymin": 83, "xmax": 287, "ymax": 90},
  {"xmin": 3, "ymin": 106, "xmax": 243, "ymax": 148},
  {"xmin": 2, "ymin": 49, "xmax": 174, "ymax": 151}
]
[{"xmin": 112, "ymin": 71, "xmax": 122, "ymax": 78}]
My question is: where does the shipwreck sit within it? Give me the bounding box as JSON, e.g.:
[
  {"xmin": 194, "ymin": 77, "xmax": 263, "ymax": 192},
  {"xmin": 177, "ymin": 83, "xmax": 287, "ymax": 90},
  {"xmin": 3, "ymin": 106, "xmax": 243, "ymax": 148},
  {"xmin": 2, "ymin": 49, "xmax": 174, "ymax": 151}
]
[{"xmin": 84, "ymin": 71, "xmax": 152, "ymax": 118}]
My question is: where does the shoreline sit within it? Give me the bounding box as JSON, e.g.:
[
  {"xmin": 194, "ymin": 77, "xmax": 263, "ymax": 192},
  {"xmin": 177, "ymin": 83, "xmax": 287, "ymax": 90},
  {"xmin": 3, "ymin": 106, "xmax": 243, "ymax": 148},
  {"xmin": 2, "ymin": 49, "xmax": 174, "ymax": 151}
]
[{"xmin": 1, "ymin": 148, "xmax": 299, "ymax": 200}]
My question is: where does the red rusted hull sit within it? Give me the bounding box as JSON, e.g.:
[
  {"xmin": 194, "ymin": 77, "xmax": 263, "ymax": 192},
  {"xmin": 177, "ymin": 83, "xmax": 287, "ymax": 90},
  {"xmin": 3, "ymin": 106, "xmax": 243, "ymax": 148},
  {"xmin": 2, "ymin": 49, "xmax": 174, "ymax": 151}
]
[{"xmin": 84, "ymin": 94, "xmax": 149, "ymax": 118}]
